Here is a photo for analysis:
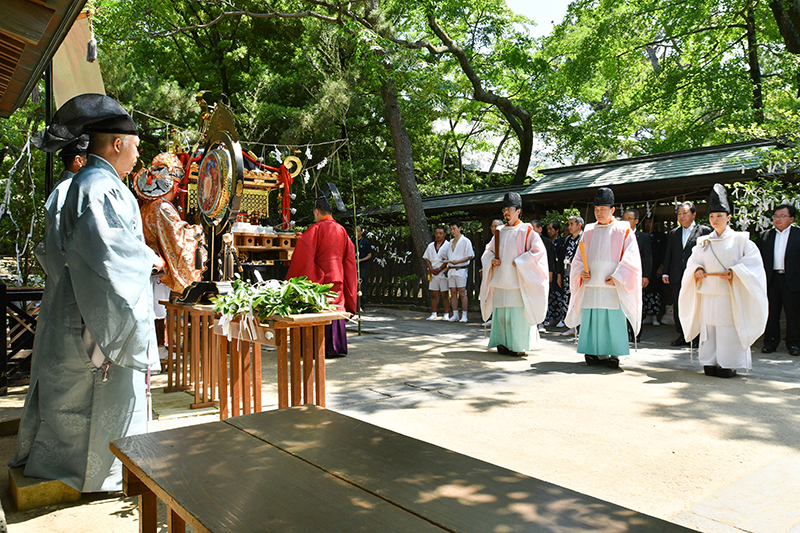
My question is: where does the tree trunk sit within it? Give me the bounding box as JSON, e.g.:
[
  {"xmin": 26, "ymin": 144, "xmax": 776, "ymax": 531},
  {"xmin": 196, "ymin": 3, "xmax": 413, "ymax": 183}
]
[
  {"xmin": 645, "ymin": 44, "xmax": 660, "ymax": 73},
  {"xmin": 487, "ymin": 127, "xmax": 511, "ymax": 178},
  {"xmin": 745, "ymin": 9, "xmax": 764, "ymax": 124},
  {"xmin": 380, "ymin": 70, "xmax": 431, "ymax": 280},
  {"xmin": 515, "ymin": 117, "xmax": 533, "ymax": 185},
  {"xmin": 769, "ymin": 0, "xmax": 800, "ymax": 54}
]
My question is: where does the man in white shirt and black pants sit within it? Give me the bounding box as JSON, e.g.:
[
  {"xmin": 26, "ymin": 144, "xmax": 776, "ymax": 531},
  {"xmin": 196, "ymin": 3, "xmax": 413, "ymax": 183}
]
[{"xmin": 757, "ymin": 204, "xmax": 800, "ymax": 356}]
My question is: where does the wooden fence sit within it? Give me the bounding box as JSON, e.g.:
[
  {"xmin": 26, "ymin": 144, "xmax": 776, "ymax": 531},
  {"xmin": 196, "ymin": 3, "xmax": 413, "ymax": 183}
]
[{"xmin": 359, "ymin": 230, "xmax": 486, "ymax": 310}]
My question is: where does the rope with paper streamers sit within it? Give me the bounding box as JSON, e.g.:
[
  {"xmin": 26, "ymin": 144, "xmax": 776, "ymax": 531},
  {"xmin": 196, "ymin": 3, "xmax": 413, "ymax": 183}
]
[
  {"xmin": 0, "ymin": 134, "xmax": 38, "ymax": 285},
  {"xmin": 247, "ymin": 139, "xmax": 348, "ymax": 188}
]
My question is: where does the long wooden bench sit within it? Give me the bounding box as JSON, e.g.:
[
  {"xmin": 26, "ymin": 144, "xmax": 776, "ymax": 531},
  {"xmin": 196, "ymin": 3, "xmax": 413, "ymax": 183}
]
[{"xmin": 112, "ymin": 406, "xmax": 696, "ymax": 533}]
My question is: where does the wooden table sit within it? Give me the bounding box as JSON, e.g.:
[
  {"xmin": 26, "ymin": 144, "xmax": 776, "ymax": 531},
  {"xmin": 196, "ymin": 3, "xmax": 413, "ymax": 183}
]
[
  {"xmin": 161, "ymin": 301, "xmax": 218, "ymax": 409},
  {"xmin": 213, "ymin": 311, "xmax": 347, "ymax": 418},
  {"xmin": 111, "ymin": 406, "xmax": 695, "ymax": 533}
]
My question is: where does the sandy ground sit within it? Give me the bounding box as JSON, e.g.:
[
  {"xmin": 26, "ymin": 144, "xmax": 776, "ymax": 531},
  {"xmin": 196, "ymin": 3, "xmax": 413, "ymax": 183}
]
[{"xmin": 2, "ymin": 306, "xmax": 799, "ymax": 532}]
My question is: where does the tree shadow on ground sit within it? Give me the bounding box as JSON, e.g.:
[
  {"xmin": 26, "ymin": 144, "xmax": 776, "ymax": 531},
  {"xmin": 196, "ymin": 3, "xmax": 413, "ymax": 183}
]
[
  {"xmin": 4, "ymin": 491, "xmax": 140, "ymax": 526},
  {"xmin": 638, "ymin": 366, "xmax": 800, "ymax": 447}
]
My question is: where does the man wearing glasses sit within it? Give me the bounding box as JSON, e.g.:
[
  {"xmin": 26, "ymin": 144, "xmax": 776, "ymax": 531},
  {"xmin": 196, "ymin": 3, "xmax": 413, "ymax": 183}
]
[{"xmin": 757, "ymin": 204, "xmax": 800, "ymax": 355}]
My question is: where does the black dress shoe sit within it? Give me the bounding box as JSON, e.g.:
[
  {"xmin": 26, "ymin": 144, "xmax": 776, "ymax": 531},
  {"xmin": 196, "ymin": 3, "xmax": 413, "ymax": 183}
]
[
  {"xmin": 761, "ymin": 345, "xmax": 776, "ymax": 354},
  {"xmin": 496, "ymin": 344, "xmax": 511, "ymax": 355},
  {"xmin": 585, "ymin": 354, "xmax": 602, "ymax": 366},
  {"xmin": 606, "ymin": 357, "xmax": 620, "ymax": 369},
  {"xmin": 790, "ymin": 346, "xmax": 800, "ymax": 356},
  {"xmin": 716, "ymin": 368, "xmax": 737, "ymax": 378},
  {"xmin": 703, "ymin": 366, "xmax": 718, "ymax": 377},
  {"xmin": 671, "ymin": 336, "xmax": 689, "ymax": 347}
]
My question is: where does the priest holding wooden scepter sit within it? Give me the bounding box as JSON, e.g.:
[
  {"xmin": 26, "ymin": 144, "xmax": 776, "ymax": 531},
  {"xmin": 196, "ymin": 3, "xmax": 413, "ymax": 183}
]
[
  {"xmin": 565, "ymin": 187, "xmax": 642, "ymax": 368},
  {"xmin": 480, "ymin": 192, "xmax": 549, "ymax": 356},
  {"xmin": 678, "ymin": 184, "xmax": 767, "ymax": 378}
]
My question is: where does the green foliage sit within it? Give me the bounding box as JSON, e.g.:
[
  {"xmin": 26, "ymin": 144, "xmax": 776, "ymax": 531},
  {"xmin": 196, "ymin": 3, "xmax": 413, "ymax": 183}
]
[
  {"xmin": 539, "ymin": 0, "xmax": 800, "ymax": 164},
  {"xmin": 93, "ymin": 0, "xmax": 544, "ymax": 207},
  {"xmin": 9, "ymin": 0, "xmax": 800, "ymax": 284},
  {"xmin": 541, "ymin": 208, "xmax": 580, "ymax": 228},
  {"xmin": 212, "ymin": 277, "xmax": 336, "ymax": 321}
]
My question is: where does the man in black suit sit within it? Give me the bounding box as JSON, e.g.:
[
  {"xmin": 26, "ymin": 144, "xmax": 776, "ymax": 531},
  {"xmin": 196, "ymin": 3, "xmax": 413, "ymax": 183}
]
[
  {"xmin": 662, "ymin": 202, "xmax": 712, "ymax": 346},
  {"xmin": 757, "ymin": 204, "xmax": 800, "ymax": 355},
  {"xmin": 623, "ymin": 209, "xmax": 652, "ymax": 342}
]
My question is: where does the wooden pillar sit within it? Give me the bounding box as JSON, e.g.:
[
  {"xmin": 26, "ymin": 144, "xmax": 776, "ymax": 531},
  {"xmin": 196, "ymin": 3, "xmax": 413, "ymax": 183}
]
[{"xmin": 0, "ymin": 282, "xmax": 7, "ymax": 396}]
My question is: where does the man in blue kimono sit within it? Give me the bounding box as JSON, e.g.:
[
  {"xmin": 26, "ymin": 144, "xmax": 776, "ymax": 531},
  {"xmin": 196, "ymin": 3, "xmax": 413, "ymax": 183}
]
[
  {"xmin": 10, "ymin": 94, "xmax": 158, "ymax": 492},
  {"xmin": 31, "ymin": 129, "xmax": 89, "ymax": 273}
]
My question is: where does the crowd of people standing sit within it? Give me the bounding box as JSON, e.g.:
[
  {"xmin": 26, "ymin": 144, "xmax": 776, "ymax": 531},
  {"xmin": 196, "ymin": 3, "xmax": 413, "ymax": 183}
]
[{"xmin": 420, "ymin": 186, "xmax": 797, "ymax": 375}]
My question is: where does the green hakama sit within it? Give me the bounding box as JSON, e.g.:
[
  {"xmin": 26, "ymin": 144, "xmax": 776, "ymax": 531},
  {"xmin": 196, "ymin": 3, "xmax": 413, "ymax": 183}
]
[
  {"xmin": 576, "ymin": 307, "xmax": 630, "ymax": 357},
  {"xmin": 488, "ymin": 307, "xmax": 537, "ymax": 353}
]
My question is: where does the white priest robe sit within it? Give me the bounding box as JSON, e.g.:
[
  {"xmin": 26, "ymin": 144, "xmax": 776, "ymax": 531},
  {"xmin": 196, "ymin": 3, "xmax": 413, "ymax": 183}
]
[
  {"xmin": 678, "ymin": 227, "xmax": 767, "ymax": 370},
  {"xmin": 480, "ymin": 221, "xmax": 549, "ymax": 350},
  {"xmin": 565, "ymin": 221, "xmax": 642, "ymax": 335}
]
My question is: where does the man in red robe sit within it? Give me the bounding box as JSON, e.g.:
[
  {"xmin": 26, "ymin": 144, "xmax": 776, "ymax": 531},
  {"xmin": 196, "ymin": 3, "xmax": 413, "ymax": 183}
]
[{"xmin": 286, "ymin": 197, "xmax": 357, "ymax": 357}]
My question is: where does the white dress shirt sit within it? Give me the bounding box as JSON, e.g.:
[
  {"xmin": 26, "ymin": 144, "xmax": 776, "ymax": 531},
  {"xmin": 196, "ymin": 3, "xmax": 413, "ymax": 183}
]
[
  {"xmin": 774, "ymin": 226, "xmax": 791, "ymax": 270},
  {"xmin": 681, "ymin": 222, "xmax": 697, "ymax": 248}
]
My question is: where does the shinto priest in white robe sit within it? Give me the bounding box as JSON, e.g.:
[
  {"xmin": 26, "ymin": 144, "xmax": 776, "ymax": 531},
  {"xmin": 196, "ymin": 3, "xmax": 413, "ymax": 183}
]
[
  {"xmin": 565, "ymin": 220, "xmax": 642, "ymax": 357},
  {"xmin": 678, "ymin": 227, "xmax": 767, "ymax": 370},
  {"xmin": 480, "ymin": 221, "xmax": 549, "ymax": 352}
]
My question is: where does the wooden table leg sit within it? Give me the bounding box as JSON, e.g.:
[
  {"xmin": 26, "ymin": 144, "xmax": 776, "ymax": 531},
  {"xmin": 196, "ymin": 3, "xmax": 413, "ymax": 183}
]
[
  {"xmin": 168, "ymin": 507, "xmax": 186, "ymax": 533},
  {"xmin": 191, "ymin": 313, "xmax": 201, "ymax": 406},
  {"xmin": 314, "ymin": 324, "xmax": 326, "ymax": 407},
  {"xmin": 165, "ymin": 308, "xmax": 175, "ymax": 391},
  {"xmin": 181, "ymin": 308, "xmax": 189, "ymax": 388},
  {"xmin": 203, "ymin": 315, "xmax": 212, "ymax": 403},
  {"xmin": 252, "ymin": 343, "xmax": 262, "ymax": 412},
  {"xmin": 219, "ymin": 336, "xmax": 229, "ymax": 420},
  {"xmin": 139, "ymin": 491, "xmax": 157, "ymax": 533},
  {"xmin": 290, "ymin": 329, "xmax": 301, "ymax": 406},
  {"xmin": 121, "ymin": 466, "xmax": 157, "ymax": 533},
  {"xmin": 302, "ymin": 326, "xmax": 313, "ymax": 404},
  {"xmin": 276, "ymin": 329, "xmax": 289, "ymax": 409},
  {"xmin": 231, "ymin": 339, "xmax": 241, "ymax": 417},
  {"xmin": 211, "ymin": 319, "xmax": 220, "ymax": 404},
  {"xmin": 190, "ymin": 314, "xmax": 215, "ymax": 409},
  {"xmin": 242, "ymin": 341, "xmax": 252, "ymax": 415}
]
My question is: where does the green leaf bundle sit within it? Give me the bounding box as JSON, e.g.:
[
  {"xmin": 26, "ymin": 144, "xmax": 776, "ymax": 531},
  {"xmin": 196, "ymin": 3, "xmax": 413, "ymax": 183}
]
[{"xmin": 212, "ymin": 277, "xmax": 337, "ymax": 323}]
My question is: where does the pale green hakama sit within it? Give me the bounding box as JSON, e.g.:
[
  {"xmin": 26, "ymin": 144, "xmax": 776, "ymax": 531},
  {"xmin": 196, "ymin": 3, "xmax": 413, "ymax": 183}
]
[
  {"xmin": 480, "ymin": 222, "xmax": 550, "ymax": 355},
  {"xmin": 576, "ymin": 307, "xmax": 630, "ymax": 356},
  {"xmin": 488, "ymin": 306, "xmax": 537, "ymax": 353}
]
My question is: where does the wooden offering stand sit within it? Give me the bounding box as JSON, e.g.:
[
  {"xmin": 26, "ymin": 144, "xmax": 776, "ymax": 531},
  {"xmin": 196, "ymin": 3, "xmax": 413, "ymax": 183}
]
[
  {"xmin": 213, "ymin": 310, "xmax": 348, "ymax": 419},
  {"xmin": 161, "ymin": 301, "xmax": 219, "ymax": 409}
]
